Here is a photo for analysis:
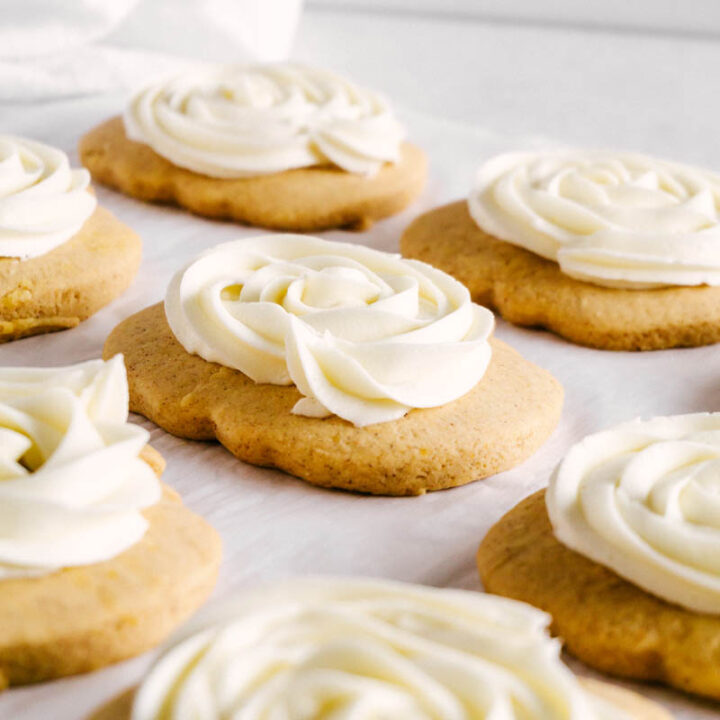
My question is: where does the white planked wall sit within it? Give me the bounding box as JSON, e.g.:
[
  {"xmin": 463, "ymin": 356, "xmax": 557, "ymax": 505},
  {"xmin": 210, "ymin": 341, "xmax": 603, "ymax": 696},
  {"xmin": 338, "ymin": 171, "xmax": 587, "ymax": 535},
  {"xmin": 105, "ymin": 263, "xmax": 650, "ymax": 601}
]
[{"xmin": 307, "ymin": 0, "xmax": 720, "ymax": 37}]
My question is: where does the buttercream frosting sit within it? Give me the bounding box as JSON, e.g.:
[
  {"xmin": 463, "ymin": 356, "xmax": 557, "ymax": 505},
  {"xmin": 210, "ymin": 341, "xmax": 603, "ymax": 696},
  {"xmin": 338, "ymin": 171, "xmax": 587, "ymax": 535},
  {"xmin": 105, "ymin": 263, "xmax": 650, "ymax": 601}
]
[
  {"xmin": 0, "ymin": 134, "xmax": 96, "ymax": 260},
  {"xmin": 547, "ymin": 413, "xmax": 720, "ymax": 614},
  {"xmin": 164, "ymin": 234, "xmax": 494, "ymax": 427},
  {"xmin": 0, "ymin": 356, "xmax": 161, "ymax": 579},
  {"xmin": 468, "ymin": 150, "xmax": 720, "ymax": 288},
  {"xmin": 123, "ymin": 63, "xmax": 405, "ymax": 178},
  {"xmin": 131, "ymin": 577, "xmax": 622, "ymax": 720}
]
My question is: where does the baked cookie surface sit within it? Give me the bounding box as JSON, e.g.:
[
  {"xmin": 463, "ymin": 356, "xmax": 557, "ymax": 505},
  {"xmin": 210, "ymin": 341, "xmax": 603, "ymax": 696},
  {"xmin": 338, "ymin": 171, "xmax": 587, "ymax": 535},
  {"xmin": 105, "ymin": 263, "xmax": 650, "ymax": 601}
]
[
  {"xmin": 0, "ymin": 447, "xmax": 221, "ymax": 690},
  {"xmin": 79, "ymin": 117, "xmax": 427, "ymax": 231},
  {"xmin": 90, "ymin": 576, "xmax": 672, "ymax": 720},
  {"xmin": 401, "ymin": 201, "xmax": 720, "ymax": 351},
  {"xmin": 103, "ymin": 303, "xmax": 563, "ymax": 495},
  {"xmin": 90, "ymin": 680, "xmax": 672, "ymax": 720},
  {"xmin": 477, "ymin": 490, "xmax": 720, "ymax": 700},
  {"xmin": 0, "ymin": 206, "xmax": 141, "ymax": 342}
]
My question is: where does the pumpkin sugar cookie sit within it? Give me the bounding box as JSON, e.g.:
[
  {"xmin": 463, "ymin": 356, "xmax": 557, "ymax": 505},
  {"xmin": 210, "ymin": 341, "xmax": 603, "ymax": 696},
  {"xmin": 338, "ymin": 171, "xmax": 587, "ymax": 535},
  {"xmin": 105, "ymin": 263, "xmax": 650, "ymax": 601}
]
[
  {"xmin": 401, "ymin": 151, "xmax": 720, "ymax": 350},
  {"xmin": 0, "ymin": 135, "xmax": 141, "ymax": 342},
  {"xmin": 80, "ymin": 64, "xmax": 427, "ymax": 231},
  {"xmin": 104, "ymin": 234, "xmax": 563, "ymax": 496},
  {"xmin": 478, "ymin": 413, "xmax": 720, "ymax": 700},
  {"xmin": 0, "ymin": 356, "xmax": 221, "ymax": 689},
  {"xmin": 91, "ymin": 578, "xmax": 671, "ymax": 720}
]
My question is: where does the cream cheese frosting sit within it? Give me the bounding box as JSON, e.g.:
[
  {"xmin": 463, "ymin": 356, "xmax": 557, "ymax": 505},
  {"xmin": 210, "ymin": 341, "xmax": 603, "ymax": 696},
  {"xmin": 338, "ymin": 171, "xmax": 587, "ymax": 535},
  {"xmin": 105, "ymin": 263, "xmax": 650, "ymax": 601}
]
[
  {"xmin": 164, "ymin": 235, "xmax": 494, "ymax": 427},
  {"xmin": 0, "ymin": 134, "xmax": 96, "ymax": 260},
  {"xmin": 0, "ymin": 356, "xmax": 161, "ymax": 579},
  {"xmin": 547, "ymin": 413, "xmax": 720, "ymax": 614},
  {"xmin": 123, "ymin": 63, "xmax": 405, "ymax": 178},
  {"xmin": 131, "ymin": 577, "xmax": 622, "ymax": 720},
  {"xmin": 468, "ymin": 150, "xmax": 720, "ymax": 289}
]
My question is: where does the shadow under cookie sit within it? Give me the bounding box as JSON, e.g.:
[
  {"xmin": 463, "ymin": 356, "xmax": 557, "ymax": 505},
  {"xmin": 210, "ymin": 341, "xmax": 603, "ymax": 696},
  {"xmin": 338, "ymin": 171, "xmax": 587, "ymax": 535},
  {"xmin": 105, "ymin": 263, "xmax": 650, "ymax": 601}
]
[
  {"xmin": 103, "ymin": 303, "xmax": 563, "ymax": 496},
  {"xmin": 401, "ymin": 201, "xmax": 720, "ymax": 351},
  {"xmin": 0, "ymin": 447, "xmax": 221, "ymax": 690},
  {"xmin": 477, "ymin": 490, "xmax": 720, "ymax": 701},
  {"xmin": 80, "ymin": 117, "xmax": 428, "ymax": 231},
  {"xmin": 0, "ymin": 206, "xmax": 141, "ymax": 343}
]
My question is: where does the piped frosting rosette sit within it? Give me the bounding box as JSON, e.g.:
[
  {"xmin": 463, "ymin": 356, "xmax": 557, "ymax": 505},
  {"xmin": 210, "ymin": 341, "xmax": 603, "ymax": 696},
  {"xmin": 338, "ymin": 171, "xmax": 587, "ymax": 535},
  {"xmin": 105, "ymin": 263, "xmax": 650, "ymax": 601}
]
[
  {"xmin": 165, "ymin": 235, "xmax": 494, "ymax": 427},
  {"xmin": 0, "ymin": 356, "xmax": 161, "ymax": 579},
  {"xmin": 0, "ymin": 134, "xmax": 96, "ymax": 260},
  {"xmin": 468, "ymin": 150, "xmax": 720, "ymax": 288},
  {"xmin": 131, "ymin": 578, "xmax": 622, "ymax": 720},
  {"xmin": 124, "ymin": 63, "xmax": 405, "ymax": 178},
  {"xmin": 547, "ymin": 413, "xmax": 720, "ymax": 614}
]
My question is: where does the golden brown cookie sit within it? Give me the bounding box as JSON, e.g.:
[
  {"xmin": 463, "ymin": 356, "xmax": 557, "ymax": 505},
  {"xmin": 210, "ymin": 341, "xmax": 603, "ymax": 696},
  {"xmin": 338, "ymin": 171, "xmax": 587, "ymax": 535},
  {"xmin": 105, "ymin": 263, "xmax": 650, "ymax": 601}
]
[
  {"xmin": 103, "ymin": 303, "xmax": 563, "ymax": 496},
  {"xmin": 477, "ymin": 489, "xmax": 720, "ymax": 700},
  {"xmin": 0, "ymin": 206, "xmax": 141, "ymax": 343},
  {"xmin": 89, "ymin": 689, "xmax": 135, "ymax": 720},
  {"xmin": 0, "ymin": 446, "xmax": 221, "ymax": 690},
  {"xmin": 79, "ymin": 117, "xmax": 427, "ymax": 231},
  {"xmin": 401, "ymin": 201, "xmax": 720, "ymax": 351},
  {"xmin": 89, "ymin": 677, "xmax": 671, "ymax": 720}
]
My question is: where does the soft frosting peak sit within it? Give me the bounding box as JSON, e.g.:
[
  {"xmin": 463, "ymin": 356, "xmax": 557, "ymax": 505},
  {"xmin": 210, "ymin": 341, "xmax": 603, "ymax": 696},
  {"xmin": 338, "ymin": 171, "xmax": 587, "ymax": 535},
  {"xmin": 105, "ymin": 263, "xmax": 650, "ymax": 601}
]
[
  {"xmin": 0, "ymin": 135, "xmax": 96, "ymax": 260},
  {"xmin": 124, "ymin": 63, "xmax": 406, "ymax": 178},
  {"xmin": 468, "ymin": 150, "xmax": 720, "ymax": 288},
  {"xmin": 131, "ymin": 578, "xmax": 620, "ymax": 720},
  {"xmin": 547, "ymin": 413, "xmax": 720, "ymax": 613},
  {"xmin": 0, "ymin": 356, "xmax": 161, "ymax": 579},
  {"xmin": 164, "ymin": 235, "xmax": 494, "ymax": 427}
]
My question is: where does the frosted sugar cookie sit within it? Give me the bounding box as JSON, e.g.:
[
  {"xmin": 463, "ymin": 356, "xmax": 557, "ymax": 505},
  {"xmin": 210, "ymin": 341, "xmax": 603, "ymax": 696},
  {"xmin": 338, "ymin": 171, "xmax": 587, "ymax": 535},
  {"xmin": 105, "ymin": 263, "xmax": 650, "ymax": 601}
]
[
  {"xmin": 80, "ymin": 64, "xmax": 427, "ymax": 231},
  {"xmin": 0, "ymin": 135, "xmax": 141, "ymax": 342},
  {"xmin": 401, "ymin": 151, "xmax": 720, "ymax": 350},
  {"xmin": 0, "ymin": 357, "xmax": 221, "ymax": 689},
  {"xmin": 478, "ymin": 413, "xmax": 720, "ymax": 699},
  {"xmin": 104, "ymin": 234, "xmax": 562, "ymax": 495},
  {"xmin": 91, "ymin": 577, "xmax": 670, "ymax": 720}
]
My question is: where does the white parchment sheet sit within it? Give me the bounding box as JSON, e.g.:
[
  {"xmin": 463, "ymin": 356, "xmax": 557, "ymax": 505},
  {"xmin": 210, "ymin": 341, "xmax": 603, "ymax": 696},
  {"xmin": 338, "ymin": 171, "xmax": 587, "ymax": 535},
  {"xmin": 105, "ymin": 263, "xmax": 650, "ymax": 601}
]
[{"xmin": 1, "ymin": 96, "xmax": 719, "ymax": 719}]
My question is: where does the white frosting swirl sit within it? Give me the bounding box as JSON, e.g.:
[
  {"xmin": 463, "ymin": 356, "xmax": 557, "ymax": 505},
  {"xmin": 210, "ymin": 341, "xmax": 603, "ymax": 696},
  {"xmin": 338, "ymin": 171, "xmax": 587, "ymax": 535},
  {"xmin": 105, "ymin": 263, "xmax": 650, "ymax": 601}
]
[
  {"xmin": 123, "ymin": 63, "xmax": 405, "ymax": 178},
  {"xmin": 0, "ymin": 356, "xmax": 161, "ymax": 579},
  {"xmin": 131, "ymin": 578, "xmax": 621, "ymax": 720},
  {"xmin": 165, "ymin": 235, "xmax": 494, "ymax": 427},
  {"xmin": 0, "ymin": 135, "xmax": 96, "ymax": 260},
  {"xmin": 468, "ymin": 150, "xmax": 720, "ymax": 288},
  {"xmin": 547, "ymin": 413, "xmax": 720, "ymax": 614}
]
